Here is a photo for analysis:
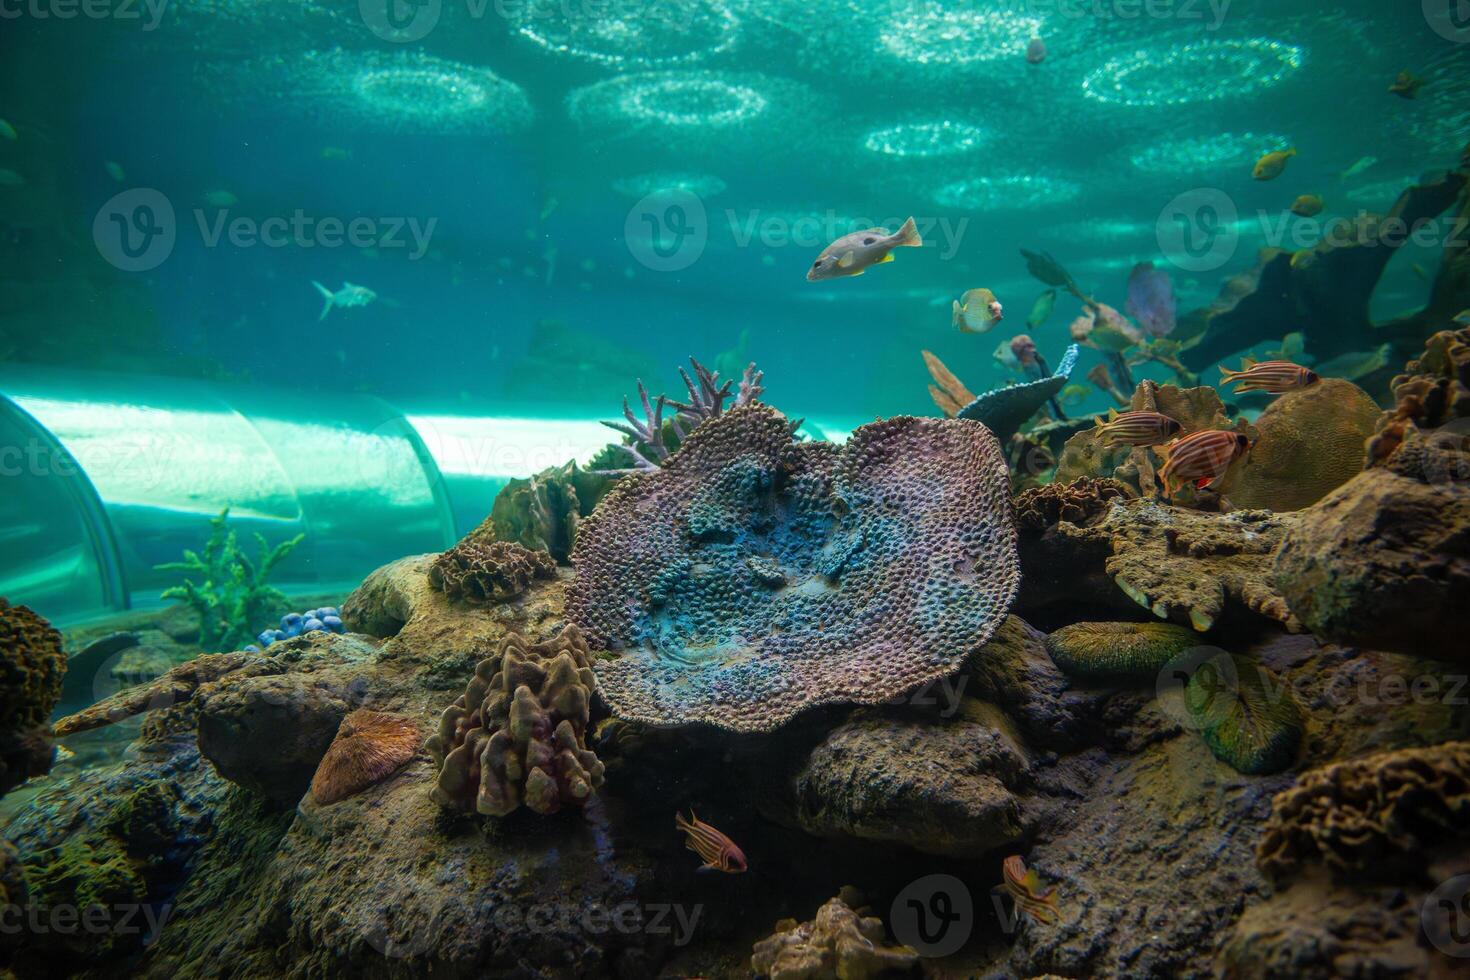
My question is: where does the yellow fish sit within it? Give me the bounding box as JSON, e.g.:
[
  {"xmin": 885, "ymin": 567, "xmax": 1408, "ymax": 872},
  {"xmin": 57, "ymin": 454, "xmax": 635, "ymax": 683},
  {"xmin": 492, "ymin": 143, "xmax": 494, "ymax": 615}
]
[
  {"xmin": 1290, "ymin": 194, "xmax": 1324, "ymax": 218},
  {"xmin": 1388, "ymin": 70, "xmax": 1424, "ymax": 99},
  {"xmin": 953, "ymin": 288, "xmax": 1004, "ymax": 334},
  {"xmin": 807, "ymin": 217, "xmax": 921, "ymax": 281},
  {"xmin": 1253, "ymin": 148, "xmax": 1297, "ymax": 181}
]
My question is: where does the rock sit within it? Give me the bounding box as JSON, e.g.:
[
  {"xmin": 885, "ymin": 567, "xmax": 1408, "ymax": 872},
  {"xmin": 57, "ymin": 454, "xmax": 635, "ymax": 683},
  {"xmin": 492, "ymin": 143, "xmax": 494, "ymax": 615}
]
[
  {"xmin": 340, "ymin": 554, "xmax": 438, "ymax": 638},
  {"xmin": 0, "ymin": 599, "xmax": 66, "ymax": 796},
  {"xmin": 966, "ymin": 615, "xmax": 1099, "ymax": 751},
  {"xmin": 751, "ymin": 887, "xmax": 920, "ymax": 979}
]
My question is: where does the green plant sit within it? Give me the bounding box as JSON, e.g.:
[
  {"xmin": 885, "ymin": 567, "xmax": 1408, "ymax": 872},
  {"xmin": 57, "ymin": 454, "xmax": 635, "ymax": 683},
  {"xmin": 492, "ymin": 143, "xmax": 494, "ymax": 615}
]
[{"xmin": 156, "ymin": 508, "xmax": 303, "ymax": 653}]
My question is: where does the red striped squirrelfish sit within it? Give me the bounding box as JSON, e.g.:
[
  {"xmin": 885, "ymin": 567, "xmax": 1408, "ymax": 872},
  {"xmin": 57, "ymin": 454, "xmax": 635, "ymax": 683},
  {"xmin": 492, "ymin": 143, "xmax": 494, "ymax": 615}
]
[
  {"xmin": 675, "ymin": 810, "xmax": 747, "ymax": 874},
  {"xmin": 1092, "ymin": 409, "xmax": 1182, "ymax": 448},
  {"xmin": 1157, "ymin": 429, "xmax": 1251, "ymax": 496},
  {"xmin": 1217, "ymin": 358, "xmax": 1318, "ymax": 394},
  {"xmin": 1000, "ymin": 855, "xmax": 1060, "ymax": 925}
]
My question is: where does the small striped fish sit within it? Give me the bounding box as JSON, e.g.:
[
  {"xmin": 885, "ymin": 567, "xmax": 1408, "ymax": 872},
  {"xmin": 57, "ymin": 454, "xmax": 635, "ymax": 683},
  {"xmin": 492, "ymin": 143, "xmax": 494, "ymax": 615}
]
[
  {"xmin": 1157, "ymin": 429, "xmax": 1250, "ymax": 496},
  {"xmin": 675, "ymin": 810, "xmax": 747, "ymax": 874},
  {"xmin": 1218, "ymin": 358, "xmax": 1318, "ymax": 393},
  {"xmin": 1001, "ymin": 855, "xmax": 1060, "ymax": 925},
  {"xmin": 1093, "ymin": 409, "xmax": 1182, "ymax": 448}
]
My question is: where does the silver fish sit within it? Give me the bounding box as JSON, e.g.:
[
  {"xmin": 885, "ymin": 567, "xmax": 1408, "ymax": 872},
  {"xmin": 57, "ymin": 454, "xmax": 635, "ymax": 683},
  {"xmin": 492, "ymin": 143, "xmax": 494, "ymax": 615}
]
[{"xmin": 807, "ymin": 217, "xmax": 921, "ymax": 281}]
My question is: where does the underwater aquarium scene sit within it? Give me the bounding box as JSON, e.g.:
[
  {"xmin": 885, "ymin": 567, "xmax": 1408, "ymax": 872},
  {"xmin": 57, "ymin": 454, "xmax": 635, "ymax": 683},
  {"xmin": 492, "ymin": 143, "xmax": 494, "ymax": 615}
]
[{"xmin": 4, "ymin": 0, "xmax": 1470, "ymax": 977}]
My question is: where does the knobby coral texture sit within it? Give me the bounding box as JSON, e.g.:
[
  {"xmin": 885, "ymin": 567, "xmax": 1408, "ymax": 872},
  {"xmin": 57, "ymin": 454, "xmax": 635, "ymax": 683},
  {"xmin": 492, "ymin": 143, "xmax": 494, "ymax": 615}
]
[
  {"xmin": 428, "ymin": 539, "xmax": 557, "ymax": 604},
  {"xmin": 568, "ymin": 403, "xmax": 1019, "ymax": 732}
]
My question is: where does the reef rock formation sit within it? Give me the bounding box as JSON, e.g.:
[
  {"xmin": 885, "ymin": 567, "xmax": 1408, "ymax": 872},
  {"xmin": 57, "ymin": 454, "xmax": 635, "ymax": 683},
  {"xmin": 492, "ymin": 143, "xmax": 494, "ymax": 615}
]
[
  {"xmin": 1367, "ymin": 324, "xmax": 1470, "ymax": 465},
  {"xmin": 427, "ymin": 625, "xmax": 605, "ymax": 817},
  {"xmin": 569, "ymin": 404, "xmax": 1019, "ymax": 732},
  {"xmin": 0, "ymin": 598, "xmax": 66, "ymax": 796},
  {"xmin": 1044, "ymin": 621, "xmax": 1198, "ymax": 683},
  {"xmin": 1257, "ymin": 741, "xmax": 1470, "ymax": 881},
  {"xmin": 310, "ymin": 709, "xmax": 420, "ymax": 805},
  {"xmin": 1220, "ymin": 378, "xmax": 1381, "ymax": 511},
  {"xmin": 428, "ymin": 539, "xmax": 557, "ymax": 604},
  {"xmin": 1273, "ymin": 431, "xmax": 1470, "ymax": 662},
  {"xmin": 751, "ymin": 887, "xmax": 920, "ymax": 980},
  {"xmin": 483, "ymin": 460, "xmax": 616, "ymax": 563},
  {"xmin": 1013, "ymin": 477, "xmax": 1132, "ymax": 532}
]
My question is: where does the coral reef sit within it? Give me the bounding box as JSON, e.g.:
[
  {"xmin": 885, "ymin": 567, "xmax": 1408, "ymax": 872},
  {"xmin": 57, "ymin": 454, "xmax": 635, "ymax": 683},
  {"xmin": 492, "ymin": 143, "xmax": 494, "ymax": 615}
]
[
  {"xmin": 427, "ymin": 625, "xmax": 605, "ymax": 817},
  {"xmin": 1044, "ymin": 621, "xmax": 1198, "ymax": 683},
  {"xmin": 1367, "ymin": 324, "xmax": 1470, "ymax": 465},
  {"xmin": 428, "ymin": 539, "xmax": 557, "ymax": 604},
  {"xmin": 155, "ymin": 508, "xmax": 304, "ymax": 653},
  {"xmin": 1256, "ymin": 741, "xmax": 1470, "ymax": 881},
  {"xmin": 1219, "ymin": 378, "xmax": 1381, "ymax": 511},
  {"xmin": 254, "ymin": 606, "xmax": 344, "ymax": 649},
  {"xmin": 484, "ymin": 460, "xmax": 616, "ymax": 563},
  {"xmin": 750, "ymin": 887, "xmax": 919, "ymax": 980},
  {"xmin": 1013, "ymin": 477, "xmax": 1132, "ymax": 532},
  {"xmin": 0, "ymin": 598, "xmax": 65, "ymax": 796},
  {"xmin": 1272, "ymin": 430, "xmax": 1470, "ymax": 662},
  {"xmin": 310, "ymin": 708, "xmax": 420, "ymax": 805},
  {"xmin": 598, "ymin": 357, "xmax": 765, "ymax": 473},
  {"xmin": 569, "ymin": 404, "xmax": 1019, "ymax": 732},
  {"xmin": 922, "ymin": 344, "xmax": 1080, "ymax": 442},
  {"xmin": 1183, "ymin": 653, "xmax": 1301, "ymax": 775}
]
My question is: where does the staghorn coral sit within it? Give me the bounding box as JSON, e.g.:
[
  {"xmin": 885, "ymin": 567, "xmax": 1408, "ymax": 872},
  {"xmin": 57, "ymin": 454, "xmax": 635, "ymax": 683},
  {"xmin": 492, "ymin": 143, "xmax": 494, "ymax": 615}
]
[
  {"xmin": 598, "ymin": 357, "xmax": 765, "ymax": 473},
  {"xmin": 1, "ymin": 598, "xmax": 66, "ymax": 796},
  {"xmin": 750, "ymin": 887, "xmax": 920, "ymax": 980},
  {"xmin": 1183, "ymin": 653, "xmax": 1301, "ymax": 775},
  {"xmin": 428, "ymin": 539, "xmax": 557, "ymax": 604},
  {"xmin": 427, "ymin": 625, "xmax": 605, "ymax": 817},
  {"xmin": 1014, "ymin": 478, "xmax": 1132, "ymax": 532},
  {"xmin": 1220, "ymin": 378, "xmax": 1382, "ymax": 511},
  {"xmin": 1367, "ymin": 325, "xmax": 1470, "ymax": 465},
  {"xmin": 310, "ymin": 709, "xmax": 420, "ymax": 805},
  {"xmin": 568, "ymin": 404, "xmax": 1019, "ymax": 732},
  {"xmin": 1256, "ymin": 741, "xmax": 1470, "ymax": 882},
  {"xmin": 1044, "ymin": 621, "xmax": 1198, "ymax": 684}
]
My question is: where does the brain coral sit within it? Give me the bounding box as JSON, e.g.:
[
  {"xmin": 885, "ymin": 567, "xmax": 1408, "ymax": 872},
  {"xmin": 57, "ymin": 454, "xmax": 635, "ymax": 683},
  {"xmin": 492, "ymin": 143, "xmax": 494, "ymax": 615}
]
[
  {"xmin": 428, "ymin": 539, "xmax": 557, "ymax": 604},
  {"xmin": 427, "ymin": 625, "xmax": 604, "ymax": 817},
  {"xmin": 568, "ymin": 404, "xmax": 1019, "ymax": 732},
  {"xmin": 1044, "ymin": 621, "xmax": 1198, "ymax": 683}
]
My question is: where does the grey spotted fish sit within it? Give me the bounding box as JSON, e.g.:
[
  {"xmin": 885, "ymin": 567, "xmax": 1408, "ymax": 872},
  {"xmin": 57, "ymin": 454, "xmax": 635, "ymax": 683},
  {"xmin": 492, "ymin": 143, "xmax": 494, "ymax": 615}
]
[
  {"xmin": 312, "ymin": 281, "xmax": 377, "ymax": 320},
  {"xmin": 806, "ymin": 217, "xmax": 921, "ymax": 281}
]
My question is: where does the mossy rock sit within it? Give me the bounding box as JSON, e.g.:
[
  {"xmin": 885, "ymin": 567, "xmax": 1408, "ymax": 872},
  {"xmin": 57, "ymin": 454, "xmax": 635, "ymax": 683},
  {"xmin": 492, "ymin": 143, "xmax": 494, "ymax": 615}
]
[
  {"xmin": 1044, "ymin": 621, "xmax": 1199, "ymax": 683},
  {"xmin": 1184, "ymin": 653, "xmax": 1302, "ymax": 775}
]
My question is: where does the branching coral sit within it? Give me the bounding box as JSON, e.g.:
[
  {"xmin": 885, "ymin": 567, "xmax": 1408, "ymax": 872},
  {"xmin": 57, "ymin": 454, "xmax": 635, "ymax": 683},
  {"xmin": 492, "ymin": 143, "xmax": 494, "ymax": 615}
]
[
  {"xmin": 427, "ymin": 625, "xmax": 605, "ymax": 817},
  {"xmin": 1256, "ymin": 741, "xmax": 1470, "ymax": 881},
  {"xmin": 155, "ymin": 508, "xmax": 303, "ymax": 653},
  {"xmin": 598, "ymin": 357, "xmax": 765, "ymax": 473},
  {"xmin": 428, "ymin": 540, "xmax": 557, "ymax": 604},
  {"xmin": 1014, "ymin": 478, "xmax": 1132, "ymax": 532},
  {"xmin": 569, "ymin": 404, "xmax": 1019, "ymax": 732},
  {"xmin": 0, "ymin": 598, "xmax": 65, "ymax": 796},
  {"xmin": 750, "ymin": 887, "xmax": 919, "ymax": 980},
  {"xmin": 310, "ymin": 709, "xmax": 420, "ymax": 805}
]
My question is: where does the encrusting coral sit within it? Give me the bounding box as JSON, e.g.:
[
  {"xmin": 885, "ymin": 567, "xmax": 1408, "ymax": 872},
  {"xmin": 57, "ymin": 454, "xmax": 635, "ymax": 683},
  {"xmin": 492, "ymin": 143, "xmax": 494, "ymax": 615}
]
[
  {"xmin": 569, "ymin": 403, "xmax": 1019, "ymax": 732},
  {"xmin": 309, "ymin": 709, "xmax": 420, "ymax": 805},
  {"xmin": 1014, "ymin": 477, "xmax": 1132, "ymax": 532},
  {"xmin": 0, "ymin": 598, "xmax": 66, "ymax": 796},
  {"xmin": 428, "ymin": 539, "xmax": 557, "ymax": 604},
  {"xmin": 1044, "ymin": 621, "xmax": 1198, "ymax": 683},
  {"xmin": 427, "ymin": 625, "xmax": 605, "ymax": 817},
  {"xmin": 750, "ymin": 886, "xmax": 920, "ymax": 980},
  {"xmin": 1367, "ymin": 324, "xmax": 1470, "ymax": 465},
  {"xmin": 1256, "ymin": 741, "xmax": 1470, "ymax": 881}
]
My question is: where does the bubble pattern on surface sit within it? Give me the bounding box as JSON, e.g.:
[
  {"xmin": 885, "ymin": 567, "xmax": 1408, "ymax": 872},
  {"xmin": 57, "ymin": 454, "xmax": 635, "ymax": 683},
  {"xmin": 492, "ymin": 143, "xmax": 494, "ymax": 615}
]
[{"xmin": 568, "ymin": 404, "xmax": 1019, "ymax": 732}]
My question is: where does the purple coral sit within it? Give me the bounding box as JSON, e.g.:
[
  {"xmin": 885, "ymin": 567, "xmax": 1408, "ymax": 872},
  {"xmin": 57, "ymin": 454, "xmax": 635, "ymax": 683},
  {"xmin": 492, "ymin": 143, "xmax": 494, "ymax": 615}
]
[{"xmin": 597, "ymin": 357, "xmax": 765, "ymax": 474}]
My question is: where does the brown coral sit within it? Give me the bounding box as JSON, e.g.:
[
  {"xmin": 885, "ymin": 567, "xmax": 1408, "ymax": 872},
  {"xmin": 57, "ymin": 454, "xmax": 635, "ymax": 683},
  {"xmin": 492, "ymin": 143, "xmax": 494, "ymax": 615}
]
[
  {"xmin": 309, "ymin": 709, "xmax": 420, "ymax": 805},
  {"xmin": 1256, "ymin": 741, "xmax": 1470, "ymax": 882},
  {"xmin": 1014, "ymin": 478, "xmax": 1132, "ymax": 532},
  {"xmin": 1367, "ymin": 325, "xmax": 1470, "ymax": 466},
  {"xmin": 428, "ymin": 540, "xmax": 557, "ymax": 604},
  {"xmin": 750, "ymin": 887, "xmax": 919, "ymax": 980},
  {"xmin": 427, "ymin": 625, "xmax": 605, "ymax": 817},
  {"xmin": 1, "ymin": 598, "xmax": 67, "ymax": 795}
]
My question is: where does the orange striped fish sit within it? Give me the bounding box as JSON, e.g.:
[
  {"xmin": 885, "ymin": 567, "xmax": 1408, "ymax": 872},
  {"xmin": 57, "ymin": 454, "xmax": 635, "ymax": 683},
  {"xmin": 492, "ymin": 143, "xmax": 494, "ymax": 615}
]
[
  {"xmin": 675, "ymin": 810, "xmax": 747, "ymax": 874},
  {"xmin": 1218, "ymin": 358, "xmax": 1318, "ymax": 394},
  {"xmin": 1157, "ymin": 429, "xmax": 1250, "ymax": 496},
  {"xmin": 1093, "ymin": 409, "xmax": 1182, "ymax": 448},
  {"xmin": 1000, "ymin": 855, "xmax": 1060, "ymax": 925}
]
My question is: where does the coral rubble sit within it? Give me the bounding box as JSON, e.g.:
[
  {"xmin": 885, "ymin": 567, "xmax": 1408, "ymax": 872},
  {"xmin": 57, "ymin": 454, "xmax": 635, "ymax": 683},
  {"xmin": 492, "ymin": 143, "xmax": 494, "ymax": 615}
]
[
  {"xmin": 750, "ymin": 887, "xmax": 919, "ymax": 980},
  {"xmin": 569, "ymin": 404, "xmax": 1019, "ymax": 732},
  {"xmin": 0, "ymin": 598, "xmax": 65, "ymax": 796},
  {"xmin": 310, "ymin": 708, "xmax": 420, "ymax": 805},
  {"xmin": 427, "ymin": 625, "xmax": 605, "ymax": 817},
  {"xmin": 428, "ymin": 539, "xmax": 557, "ymax": 604},
  {"xmin": 1367, "ymin": 324, "xmax": 1470, "ymax": 465}
]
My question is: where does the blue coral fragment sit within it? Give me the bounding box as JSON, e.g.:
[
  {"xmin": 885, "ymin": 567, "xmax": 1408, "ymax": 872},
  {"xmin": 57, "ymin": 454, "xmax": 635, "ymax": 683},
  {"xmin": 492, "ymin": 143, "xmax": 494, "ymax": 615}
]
[
  {"xmin": 957, "ymin": 343, "xmax": 1080, "ymax": 442},
  {"xmin": 256, "ymin": 607, "xmax": 345, "ymax": 648}
]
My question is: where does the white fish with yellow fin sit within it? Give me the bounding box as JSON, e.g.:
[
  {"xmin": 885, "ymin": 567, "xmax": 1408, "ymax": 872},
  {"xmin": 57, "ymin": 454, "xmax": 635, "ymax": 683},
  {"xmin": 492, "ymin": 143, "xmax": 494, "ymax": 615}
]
[
  {"xmin": 806, "ymin": 217, "xmax": 921, "ymax": 281},
  {"xmin": 953, "ymin": 288, "xmax": 1003, "ymax": 334}
]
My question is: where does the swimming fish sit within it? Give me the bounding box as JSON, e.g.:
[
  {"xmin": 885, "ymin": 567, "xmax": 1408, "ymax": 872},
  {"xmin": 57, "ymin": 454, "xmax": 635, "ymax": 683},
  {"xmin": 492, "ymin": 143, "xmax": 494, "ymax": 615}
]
[
  {"xmin": 675, "ymin": 810, "xmax": 747, "ymax": 874},
  {"xmin": 0, "ymin": 169, "xmax": 23, "ymax": 187},
  {"xmin": 1125, "ymin": 262, "xmax": 1175, "ymax": 338},
  {"xmin": 1058, "ymin": 383, "xmax": 1090, "ymax": 406},
  {"xmin": 0, "ymin": 118, "xmax": 16, "ymax": 141},
  {"xmin": 1072, "ymin": 303, "xmax": 1143, "ymax": 353},
  {"xmin": 1314, "ymin": 344, "xmax": 1392, "ymax": 382},
  {"xmin": 1253, "ymin": 148, "xmax": 1297, "ymax": 181},
  {"xmin": 1263, "ymin": 332, "xmax": 1306, "ymax": 360},
  {"xmin": 203, "ymin": 189, "xmax": 238, "ymax": 208},
  {"xmin": 312, "ymin": 281, "xmax": 377, "ymax": 320},
  {"xmin": 1093, "ymin": 409, "xmax": 1183, "ymax": 448},
  {"xmin": 993, "ymin": 338, "xmax": 1022, "ymax": 373},
  {"xmin": 1027, "ymin": 289, "xmax": 1057, "ymax": 329},
  {"xmin": 1454, "ymin": 310, "xmax": 1470, "ymax": 327},
  {"xmin": 953, "ymin": 288, "xmax": 1004, "ymax": 334},
  {"xmin": 1290, "ymin": 194, "xmax": 1324, "ymax": 218},
  {"xmin": 999, "ymin": 855, "xmax": 1060, "ymax": 926},
  {"xmin": 1413, "ymin": 262, "xmax": 1430, "ymax": 282},
  {"xmin": 1388, "ymin": 70, "xmax": 1424, "ymax": 99},
  {"xmin": 320, "ymin": 146, "xmax": 353, "ymax": 160},
  {"xmin": 806, "ymin": 217, "xmax": 921, "ymax": 281},
  {"xmin": 1025, "ymin": 37, "xmax": 1047, "ymax": 65},
  {"xmin": 1157, "ymin": 430, "xmax": 1251, "ymax": 496},
  {"xmin": 1339, "ymin": 156, "xmax": 1377, "ymax": 180},
  {"xmin": 1289, "ymin": 249, "xmax": 1317, "ymax": 270},
  {"xmin": 104, "ymin": 160, "xmax": 126, "ymax": 182},
  {"xmin": 1218, "ymin": 358, "xmax": 1319, "ymax": 393}
]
